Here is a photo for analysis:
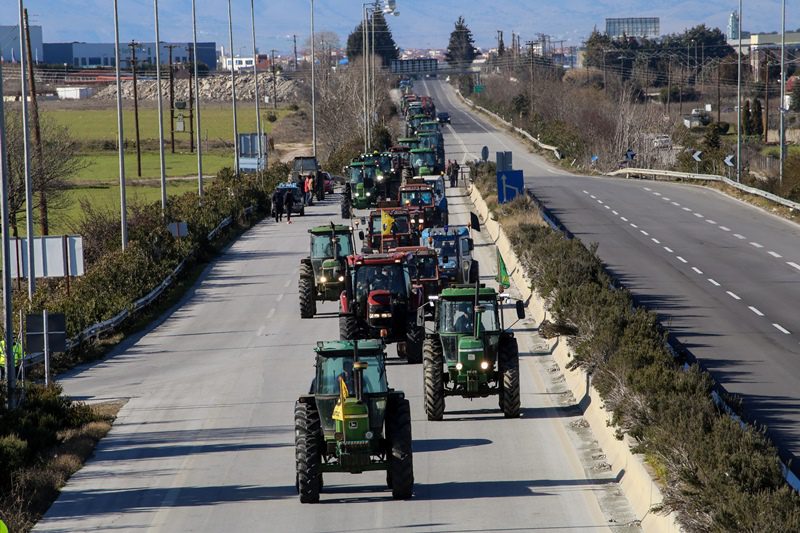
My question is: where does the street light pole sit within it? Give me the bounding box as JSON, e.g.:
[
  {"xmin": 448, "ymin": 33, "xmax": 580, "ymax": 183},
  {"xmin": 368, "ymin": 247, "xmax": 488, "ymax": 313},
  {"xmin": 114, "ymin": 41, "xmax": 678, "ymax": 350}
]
[
  {"xmin": 737, "ymin": 0, "xmax": 742, "ymax": 183},
  {"xmin": 780, "ymin": 0, "xmax": 786, "ymax": 186},
  {"xmin": 0, "ymin": 54, "xmax": 17, "ymax": 408},
  {"xmin": 18, "ymin": 0, "xmax": 35, "ymax": 295},
  {"xmin": 227, "ymin": 0, "xmax": 240, "ymax": 173},
  {"xmin": 191, "ymin": 0, "xmax": 204, "ymax": 198},
  {"xmin": 249, "ymin": 0, "xmax": 263, "ymax": 167},
  {"xmin": 113, "ymin": 0, "xmax": 127, "ymax": 250},
  {"xmin": 310, "ymin": 0, "xmax": 317, "ymax": 158},
  {"xmin": 153, "ymin": 0, "xmax": 167, "ymax": 213},
  {"xmin": 362, "ymin": 4, "xmax": 368, "ymax": 151}
]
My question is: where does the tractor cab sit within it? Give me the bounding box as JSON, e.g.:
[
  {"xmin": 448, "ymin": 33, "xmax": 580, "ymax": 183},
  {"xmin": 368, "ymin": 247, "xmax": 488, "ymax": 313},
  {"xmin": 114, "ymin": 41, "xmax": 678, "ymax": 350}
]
[
  {"xmin": 398, "ymin": 137, "xmax": 421, "ymax": 150},
  {"xmin": 299, "ymin": 224, "xmax": 355, "ymax": 318},
  {"xmin": 409, "ymin": 148, "xmax": 437, "ymax": 176},
  {"xmin": 399, "ymin": 183, "xmax": 439, "ymax": 227},
  {"xmin": 344, "ymin": 161, "xmax": 381, "ymax": 210},
  {"xmin": 417, "ymin": 120, "xmax": 440, "ymax": 133},
  {"xmin": 417, "ymin": 132, "xmax": 445, "ymax": 172},
  {"xmin": 390, "ymin": 246, "xmax": 443, "ymax": 307},
  {"xmin": 362, "ymin": 209, "xmax": 416, "ymax": 253}
]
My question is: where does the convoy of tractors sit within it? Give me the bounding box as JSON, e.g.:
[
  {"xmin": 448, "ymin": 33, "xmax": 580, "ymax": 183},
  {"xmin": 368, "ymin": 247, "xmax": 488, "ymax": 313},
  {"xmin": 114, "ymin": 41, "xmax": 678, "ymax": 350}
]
[{"xmin": 288, "ymin": 79, "xmax": 525, "ymax": 503}]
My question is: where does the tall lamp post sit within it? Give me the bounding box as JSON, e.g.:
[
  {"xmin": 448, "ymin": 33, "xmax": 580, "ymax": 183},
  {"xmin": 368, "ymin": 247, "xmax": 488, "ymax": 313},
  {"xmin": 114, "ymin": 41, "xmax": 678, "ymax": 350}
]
[
  {"xmin": 18, "ymin": 0, "xmax": 35, "ymax": 293},
  {"xmin": 191, "ymin": 0, "xmax": 204, "ymax": 198},
  {"xmin": 736, "ymin": 0, "xmax": 742, "ymax": 183},
  {"xmin": 310, "ymin": 0, "xmax": 317, "ymax": 158},
  {"xmin": 227, "ymin": 0, "xmax": 240, "ymax": 173},
  {"xmin": 249, "ymin": 0, "xmax": 263, "ymax": 169},
  {"xmin": 780, "ymin": 0, "xmax": 786, "ymax": 185},
  {"xmin": 113, "ymin": 0, "xmax": 127, "ymax": 249},
  {"xmin": 153, "ymin": 0, "xmax": 167, "ymax": 213}
]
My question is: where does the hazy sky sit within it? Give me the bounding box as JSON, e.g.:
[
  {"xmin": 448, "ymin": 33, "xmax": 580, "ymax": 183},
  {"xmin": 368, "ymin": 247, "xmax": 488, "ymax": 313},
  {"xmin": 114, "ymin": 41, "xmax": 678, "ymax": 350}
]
[{"xmin": 1, "ymin": 1, "xmax": 797, "ymax": 55}]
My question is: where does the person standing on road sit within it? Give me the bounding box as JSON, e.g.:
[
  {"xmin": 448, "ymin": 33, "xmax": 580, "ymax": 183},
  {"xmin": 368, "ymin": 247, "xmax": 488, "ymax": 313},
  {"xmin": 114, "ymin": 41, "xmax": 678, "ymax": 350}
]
[
  {"xmin": 450, "ymin": 161, "xmax": 460, "ymax": 188},
  {"xmin": 284, "ymin": 189, "xmax": 295, "ymax": 224},
  {"xmin": 272, "ymin": 189, "xmax": 284, "ymax": 222},
  {"xmin": 304, "ymin": 175, "xmax": 313, "ymax": 206}
]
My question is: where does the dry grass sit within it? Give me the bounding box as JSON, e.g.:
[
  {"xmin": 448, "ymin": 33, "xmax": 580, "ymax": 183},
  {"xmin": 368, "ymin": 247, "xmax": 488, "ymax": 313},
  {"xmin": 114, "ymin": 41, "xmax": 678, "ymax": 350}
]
[{"xmin": 0, "ymin": 400, "xmax": 124, "ymax": 532}]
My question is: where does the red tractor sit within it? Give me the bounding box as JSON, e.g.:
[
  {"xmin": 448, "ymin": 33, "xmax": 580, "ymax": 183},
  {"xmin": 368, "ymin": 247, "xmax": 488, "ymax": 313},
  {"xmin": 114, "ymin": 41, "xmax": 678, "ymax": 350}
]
[
  {"xmin": 338, "ymin": 253, "xmax": 425, "ymax": 363},
  {"xmin": 399, "ymin": 183, "xmax": 440, "ymax": 228},
  {"xmin": 360, "ymin": 208, "xmax": 420, "ymax": 253},
  {"xmin": 390, "ymin": 246, "xmax": 444, "ymax": 316}
]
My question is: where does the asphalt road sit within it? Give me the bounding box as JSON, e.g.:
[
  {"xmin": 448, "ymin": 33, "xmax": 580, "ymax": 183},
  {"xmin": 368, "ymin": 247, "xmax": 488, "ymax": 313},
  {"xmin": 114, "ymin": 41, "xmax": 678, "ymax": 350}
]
[
  {"xmin": 424, "ymin": 78, "xmax": 800, "ymax": 470},
  {"xmin": 36, "ymin": 184, "xmax": 639, "ymax": 530}
]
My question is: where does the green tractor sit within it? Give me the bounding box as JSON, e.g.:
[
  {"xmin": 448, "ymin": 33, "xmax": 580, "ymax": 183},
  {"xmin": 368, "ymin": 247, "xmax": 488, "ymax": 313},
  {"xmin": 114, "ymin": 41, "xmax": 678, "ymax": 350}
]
[
  {"xmin": 409, "ymin": 148, "xmax": 437, "ymax": 176},
  {"xmin": 342, "ymin": 160, "xmax": 381, "ymax": 217},
  {"xmin": 294, "ymin": 339, "xmax": 414, "ymax": 503},
  {"xmin": 423, "ymin": 285, "xmax": 525, "ymax": 420},
  {"xmin": 299, "ymin": 224, "xmax": 355, "ymax": 318}
]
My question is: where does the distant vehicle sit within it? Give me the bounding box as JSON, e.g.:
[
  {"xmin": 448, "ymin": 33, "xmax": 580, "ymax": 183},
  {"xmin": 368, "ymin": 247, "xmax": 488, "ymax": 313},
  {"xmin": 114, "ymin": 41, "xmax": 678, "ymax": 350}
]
[
  {"xmin": 274, "ymin": 183, "xmax": 305, "ymax": 216},
  {"xmin": 321, "ymin": 171, "xmax": 335, "ymax": 194},
  {"xmin": 437, "ymin": 112, "xmax": 450, "ymax": 124}
]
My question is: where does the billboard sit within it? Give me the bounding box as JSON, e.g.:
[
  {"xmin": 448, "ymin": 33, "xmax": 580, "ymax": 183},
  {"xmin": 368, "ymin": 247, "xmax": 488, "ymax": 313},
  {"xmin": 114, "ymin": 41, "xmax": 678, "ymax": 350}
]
[{"xmin": 390, "ymin": 59, "xmax": 438, "ymax": 75}]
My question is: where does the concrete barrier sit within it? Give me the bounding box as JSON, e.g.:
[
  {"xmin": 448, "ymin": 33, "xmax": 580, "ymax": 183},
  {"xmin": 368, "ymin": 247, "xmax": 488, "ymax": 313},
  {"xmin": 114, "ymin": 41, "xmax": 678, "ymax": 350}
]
[{"xmin": 469, "ymin": 184, "xmax": 682, "ymax": 533}]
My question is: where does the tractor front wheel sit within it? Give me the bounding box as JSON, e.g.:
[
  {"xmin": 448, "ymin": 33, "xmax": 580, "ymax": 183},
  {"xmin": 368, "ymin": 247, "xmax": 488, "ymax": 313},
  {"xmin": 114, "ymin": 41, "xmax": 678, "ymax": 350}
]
[
  {"xmin": 404, "ymin": 323, "xmax": 424, "ymax": 364},
  {"xmin": 385, "ymin": 395, "xmax": 414, "ymax": 499},
  {"xmin": 339, "ymin": 313, "xmax": 359, "ymax": 340},
  {"xmin": 299, "ymin": 264, "xmax": 316, "ymax": 319},
  {"xmin": 295, "ymin": 401, "xmax": 322, "ymax": 503},
  {"xmin": 423, "ymin": 337, "xmax": 445, "ymax": 421},
  {"xmin": 498, "ymin": 335, "xmax": 521, "ymax": 418}
]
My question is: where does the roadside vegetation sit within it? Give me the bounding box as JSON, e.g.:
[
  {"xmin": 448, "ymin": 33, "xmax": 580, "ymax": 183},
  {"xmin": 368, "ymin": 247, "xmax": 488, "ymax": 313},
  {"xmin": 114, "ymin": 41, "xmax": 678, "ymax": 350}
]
[{"xmin": 470, "ymin": 162, "xmax": 800, "ymax": 532}]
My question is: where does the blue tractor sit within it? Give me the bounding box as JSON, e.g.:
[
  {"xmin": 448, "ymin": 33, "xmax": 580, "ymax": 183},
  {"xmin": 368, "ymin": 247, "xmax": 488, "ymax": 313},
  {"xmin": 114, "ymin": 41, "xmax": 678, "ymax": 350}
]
[{"xmin": 420, "ymin": 226, "xmax": 478, "ymax": 285}]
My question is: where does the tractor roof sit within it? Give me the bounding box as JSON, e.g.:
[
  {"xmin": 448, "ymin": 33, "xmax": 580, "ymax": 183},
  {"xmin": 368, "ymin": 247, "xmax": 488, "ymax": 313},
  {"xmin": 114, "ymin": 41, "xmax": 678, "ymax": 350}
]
[
  {"xmin": 314, "ymin": 339, "xmax": 384, "ymax": 357},
  {"xmin": 441, "ymin": 286, "xmax": 498, "ymax": 299},
  {"xmin": 369, "ymin": 207, "xmax": 409, "ymax": 217},
  {"xmin": 422, "ymin": 225, "xmax": 470, "ymax": 237},
  {"xmin": 418, "ymin": 131, "xmax": 441, "ymax": 137},
  {"xmin": 349, "ymin": 161, "xmax": 377, "ymax": 167},
  {"xmin": 308, "ymin": 224, "xmax": 351, "ymax": 235},
  {"xmin": 400, "ymin": 183, "xmax": 433, "ymax": 191},
  {"xmin": 410, "ymin": 148, "xmax": 434, "ymax": 153},
  {"xmin": 347, "ymin": 252, "xmax": 407, "ymax": 266},
  {"xmin": 390, "ymin": 246, "xmax": 437, "ymax": 256}
]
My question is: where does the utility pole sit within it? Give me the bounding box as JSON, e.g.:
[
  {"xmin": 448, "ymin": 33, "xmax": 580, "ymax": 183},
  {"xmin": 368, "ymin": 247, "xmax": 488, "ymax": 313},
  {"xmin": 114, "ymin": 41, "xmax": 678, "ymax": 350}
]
[
  {"xmin": 166, "ymin": 44, "xmax": 178, "ymax": 153},
  {"xmin": 24, "ymin": 8, "xmax": 47, "ymax": 235},
  {"xmin": 249, "ymin": 0, "xmax": 263, "ymax": 169},
  {"xmin": 764, "ymin": 61, "xmax": 770, "ymax": 144},
  {"xmin": 191, "ymin": 0, "xmax": 204, "ymax": 198},
  {"xmin": 717, "ymin": 61, "xmax": 721, "ymax": 123},
  {"xmin": 293, "ymin": 35, "xmax": 299, "ymax": 71},
  {"xmin": 187, "ymin": 46, "xmax": 194, "ymax": 153},
  {"xmin": 226, "ymin": 0, "xmax": 239, "ymax": 174},
  {"xmin": 310, "ymin": 0, "xmax": 317, "ymax": 158},
  {"xmin": 153, "ymin": 0, "xmax": 167, "ymax": 213},
  {"xmin": 113, "ymin": 0, "xmax": 127, "ymax": 250},
  {"xmin": 737, "ymin": 0, "xmax": 742, "ymax": 183},
  {"xmin": 18, "ymin": 0, "xmax": 35, "ymax": 298},
  {"xmin": 526, "ymin": 40, "xmax": 535, "ymax": 112},
  {"xmin": 271, "ymin": 49, "xmax": 278, "ymax": 109},
  {"xmin": 128, "ymin": 41, "xmax": 142, "ymax": 178},
  {"xmin": 667, "ymin": 56, "xmax": 672, "ymax": 115},
  {"xmin": 780, "ymin": 0, "xmax": 786, "ymax": 186}
]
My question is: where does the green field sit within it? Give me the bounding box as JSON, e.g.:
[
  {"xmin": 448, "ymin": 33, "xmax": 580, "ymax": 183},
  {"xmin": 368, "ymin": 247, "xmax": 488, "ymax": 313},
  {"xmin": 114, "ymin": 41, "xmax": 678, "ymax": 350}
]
[
  {"xmin": 75, "ymin": 150, "xmax": 233, "ymax": 182},
  {"xmin": 762, "ymin": 145, "xmax": 800, "ymax": 158},
  {"xmin": 44, "ymin": 105, "xmax": 289, "ymax": 143}
]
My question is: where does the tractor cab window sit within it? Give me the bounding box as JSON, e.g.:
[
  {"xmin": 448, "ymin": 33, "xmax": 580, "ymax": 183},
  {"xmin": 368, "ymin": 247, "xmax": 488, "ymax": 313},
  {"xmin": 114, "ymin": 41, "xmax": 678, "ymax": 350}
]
[
  {"xmin": 401, "ymin": 190, "xmax": 433, "ymax": 207},
  {"xmin": 311, "ymin": 234, "xmax": 352, "ymax": 259},
  {"xmin": 354, "ymin": 264, "xmax": 407, "ymax": 300},
  {"xmin": 412, "ymin": 152, "xmax": 435, "ymax": 169},
  {"xmin": 440, "ymin": 299, "xmax": 499, "ymax": 334},
  {"xmin": 316, "ymin": 355, "xmax": 387, "ymax": 396},
  {"xmin": 348, "ymin": 166, "xmax": 364, "ymax": 184},
  {"xmin": 371, "ymin": 215, "xmax": 410, "ymax": 235},
  {"xmin": 426, "ymin": 178, "xmax": 444, "ymax": 198},
  {"xmin": 432, "ymin": 237, "xmax": 457, "ymax": 261},
  {"xmin": 411, "ymin": 256, "xmax": 438, "ymax": 279}
]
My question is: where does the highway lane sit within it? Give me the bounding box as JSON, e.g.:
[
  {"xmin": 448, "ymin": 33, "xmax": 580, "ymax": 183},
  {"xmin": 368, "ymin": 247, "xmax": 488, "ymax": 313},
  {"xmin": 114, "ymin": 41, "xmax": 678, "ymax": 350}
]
[
  {"xmin": 37, "ymin": 189, "xmax": 638, "ymax": 531},
  {"xmin": 424, "ymin": 78, "xmax": 800, "ymax": 467}
]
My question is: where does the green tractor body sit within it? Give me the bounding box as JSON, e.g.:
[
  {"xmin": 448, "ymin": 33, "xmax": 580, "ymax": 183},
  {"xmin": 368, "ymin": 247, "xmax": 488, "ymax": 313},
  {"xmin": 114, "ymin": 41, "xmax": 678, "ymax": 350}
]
[
  {"xmin": 295, "ymin": 340, "xmax": 414, "ymax": 503},
  {"xmin": 409, "ymin": 148, "xmax": 437, "ymax": 176},
  {"xmin": 398, "ymin": 137, "xmax": 421, "ymax": 150},
  {"xmin": 299, "ymin": 224, "xmax": 355, "ymax": 318},
  {"xmin": 342, "ymin": 161, "xmax": 391, "ymax": 216},
  {"xmin": 423, "ymin": 285, "xmax": 524, "ymax": 420}
]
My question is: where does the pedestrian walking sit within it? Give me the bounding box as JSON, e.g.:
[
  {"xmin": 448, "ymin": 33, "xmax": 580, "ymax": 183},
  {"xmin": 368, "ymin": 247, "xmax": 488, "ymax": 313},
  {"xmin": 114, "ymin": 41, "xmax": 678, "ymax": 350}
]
[
  {"xmin": 304, "ymin": 175, "xmax": 313, "ymax": 206},
  {"xmin": 450, "ymin": 161, "xmax": 460, "ymax": 188},
  {"xmin": 272, "ymin": 189, "xmax": 284, "ymax": 222},
  {"xmin": 284, "ymin": 188, "xmax": 295, "ymax": 224}
]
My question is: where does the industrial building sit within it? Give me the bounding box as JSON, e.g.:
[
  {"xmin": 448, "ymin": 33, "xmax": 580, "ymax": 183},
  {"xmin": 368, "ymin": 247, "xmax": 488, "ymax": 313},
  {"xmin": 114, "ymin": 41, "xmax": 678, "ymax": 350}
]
[
  {"xmin": 43, "ymin": 41, "xmax": 217, "ymax": 70},
  {"xmin": 605, "ymin": 17, "xmax": 660, "ymax": 40},
  {"xmin": 0, "ymin": 24, "xmax": 43, "ymax": 62}
]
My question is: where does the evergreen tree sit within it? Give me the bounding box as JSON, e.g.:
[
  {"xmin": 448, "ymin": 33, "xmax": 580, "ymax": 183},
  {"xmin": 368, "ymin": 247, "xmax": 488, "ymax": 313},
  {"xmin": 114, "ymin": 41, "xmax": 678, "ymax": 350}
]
[
  {"xmin": 498, "ymin": 33, "xmax": 506, "ymax": 57},
  {"xmin": 750, "ymin": 98, "xmax": 763, "ymax": 136},
  {"xmin": 742, "ymin": 100, "xmax": 752, "ymax": 135},
  {"xmin": 791, "ymin": 81, "xmax": 800, "ymax": 112},
  {"xmin": 346, "ymin": 9, "xmax": 398, "ymax": 67},
  {"xmin": 445, "ymin": 16, "xmax": 480, "ymax": 68}
]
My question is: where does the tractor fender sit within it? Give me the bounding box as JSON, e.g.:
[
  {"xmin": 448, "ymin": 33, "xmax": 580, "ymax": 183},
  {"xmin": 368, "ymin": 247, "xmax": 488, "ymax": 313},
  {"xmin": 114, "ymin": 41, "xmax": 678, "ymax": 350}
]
[
  {"xmin": 339, "ymin": 291, "xmax": 350, "ymax": 314},
  {"xmin": 297, "ymin": 394, "xmax": 315, "ymax": 405}
]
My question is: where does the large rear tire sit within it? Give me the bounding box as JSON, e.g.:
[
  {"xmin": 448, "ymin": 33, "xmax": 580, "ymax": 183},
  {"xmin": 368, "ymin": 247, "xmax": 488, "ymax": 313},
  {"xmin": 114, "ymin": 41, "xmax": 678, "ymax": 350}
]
[
  {"xmin": 339, "ymin": 313, "xmax": 359, "ymax": 340},
  {"xmin": 299, "ymin": 263, "xmax": 316, "ymax": 319},
  {"xmin": 295, "ymin": 401, "xmax": 322, "ymax": 503},
  {"xmin": 423, "ymin": 337, "xmax": 445, "ymax": 421},
  {"xmin": 341, "ymin": 188, "xmax": 351, "ymax": 219},
  {"xmin": 405, "ymin": 323, "xmax": 424, "ymax": 364},
  {"xmin": 498, "ymin": 335, "xmax": 521, "ymax": 418},
  {"xmin": 385, "ymin": 395, "xmax": 414, "ymax": 499}
]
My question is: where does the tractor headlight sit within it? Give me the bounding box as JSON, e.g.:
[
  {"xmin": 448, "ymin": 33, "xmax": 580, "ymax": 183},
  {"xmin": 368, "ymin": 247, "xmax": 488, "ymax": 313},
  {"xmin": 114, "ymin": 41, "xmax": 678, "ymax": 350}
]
[
  {"xmin": 480, "ymin": 361, "xmax": 490, "ymax": 370},
  {"xmin": 365, "ymin": 431, "xmax": 374, "ymax": 439},
  {"xmin": 455, "ymin": 362, "xmax": 463, "ymax": 371},
  {"xmin": 319, "ymin": 276, "xmax": 327, "ymax": 283},
  {"xmin": 338, "ymin": 275, "xmax": 345, "ymax": 282},
  {"xmin": 377, "ymin": 175, "xmax": 384, "ymax": 182},
  {"xmin": 366, "ymin": 192, "xmax": 371, "ymax": 197}
]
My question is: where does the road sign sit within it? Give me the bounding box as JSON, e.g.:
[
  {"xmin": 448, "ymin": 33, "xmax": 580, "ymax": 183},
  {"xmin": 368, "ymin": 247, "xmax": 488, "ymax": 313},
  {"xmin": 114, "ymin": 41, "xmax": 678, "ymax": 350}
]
[
  {"xmin": 692, "ymin": 150, "xmax": 703, "ymax": 162},
  {"xmin": 554, "ymin": 149, "xmax": 562, "ymax": 160},
  {"xmin": 724, "ymin": 154, "xmax": 735, "ymax": 167},
  {"xmin": 497, "ymin": 170, "xmax": 523, "ymax": 204},
  {"xmin": 481, "ymin": 146, "xmax": 489, "ymax": 162},
  {"xmin": 474, "ymin": 85, "xmax": 485, "ymax": 93},
  {"xmin": 168, "ymin": 221, "xmax": 189, "ymax": 238},
  {"xmin": 26, "ymin": 312, "xmax": 66, "ymax": 353},
  {"xmin": 10, "ymin": 236, "xmax": 84, "ymax": 279},
  {"xmin": 625, "ymin": 149, "xmax": 636, "ymax": 161},
  {"xmin": 496, "ymin": 151, "xmax": 513, "ymax": 172}
]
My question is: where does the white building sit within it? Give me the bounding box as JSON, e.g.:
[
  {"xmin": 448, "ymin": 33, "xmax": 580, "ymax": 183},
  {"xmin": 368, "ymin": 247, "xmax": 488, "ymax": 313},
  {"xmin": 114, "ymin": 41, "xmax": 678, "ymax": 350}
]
[{"xmin": 222, "ymin": 56, "xmax": 256, "ymax": 71}]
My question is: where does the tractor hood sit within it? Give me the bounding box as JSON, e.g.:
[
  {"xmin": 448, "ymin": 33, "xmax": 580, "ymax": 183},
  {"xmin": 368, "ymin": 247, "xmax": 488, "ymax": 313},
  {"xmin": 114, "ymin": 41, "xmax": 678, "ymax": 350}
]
[{"xmin": 457, "ymin": 336, "xmax": 486, "ymax": 371}]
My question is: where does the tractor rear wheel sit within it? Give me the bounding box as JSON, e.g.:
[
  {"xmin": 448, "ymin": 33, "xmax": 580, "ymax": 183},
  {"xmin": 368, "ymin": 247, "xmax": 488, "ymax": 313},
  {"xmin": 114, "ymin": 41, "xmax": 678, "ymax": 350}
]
[
  {"xmin": 423, "ymin": 337, "xmax": 445, "ymax": 421},
  {"xmin": 295, "ymin": 401, "xmax": 322, "ymax": 503},
  {"xmin": 385, "ymin": 395, "xmax": 414, "ymax": 499},
  {"xmin": 405, "ymin": 323, "xmax": 424, "ymax": 364},
  {"xmin": 299, "ymin": 264, "xmax": 316, "ymax": 319},
  {"xmin": 498, "ymin": 335, "xmax": 521, "ymax": 418},
  {"xmin": 339, "ymin": 313, "xmax": 359, "ymax": 340},
  {"xmin": 341, "ymin": 189, "xmax": 351, "ymax": 219}
]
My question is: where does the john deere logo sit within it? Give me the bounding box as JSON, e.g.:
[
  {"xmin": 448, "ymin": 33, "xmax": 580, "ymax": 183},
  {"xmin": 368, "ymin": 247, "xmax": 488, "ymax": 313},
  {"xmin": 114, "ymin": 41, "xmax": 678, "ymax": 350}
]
[
  {"xmin": 0, "ymin": 518, "xmax": 8, "ymax": 533},
  {"xmin": 348, "ymin": 421, "xmax": 358, "ymax": 429}
]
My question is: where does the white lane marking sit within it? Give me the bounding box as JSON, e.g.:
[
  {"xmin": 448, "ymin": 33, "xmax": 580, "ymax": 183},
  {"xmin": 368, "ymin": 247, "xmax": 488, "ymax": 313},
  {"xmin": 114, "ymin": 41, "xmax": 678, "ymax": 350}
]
[
  {"xmin": 708, "ymin": 278, "xmax": 721, "ymax": 286},
  {"xmin": 733, "ymin": 233, "xmax": 746, "ymax": 240},
  {"xmin": 612, "ymin": 210, "xmax": 618, "ymax": 215},
  {"xmin": 719, "ymin": 226, "xmax": 731, "ymax": 231},
  {"xmin": 768, "ymin": 251, "xmax": 782, "ymax": 258},
  {"xmin": 644, "ymin": 187, "xmax": 652, "ymax": 191},
  {"xmin": 651, "ymin": 238, "xmax": 661, "ymax": 244},
  {"xmin": 590, "ymin": 194, "xmax": 597, "ymax": 199},
  {"xmin": 267, "ymin": 308, "xmax": 276, "ymax": 319},
  {"xmin": 640, "ymin": 230, "xmax": 649, "ymax": 236},
  {"xmin": 788, "ymin": 262, "xmax": 800, "ymax": 271},
  {"xmin": 664, "ymin": 246, "xmax": 674, "ymax": 253},
  {"xmin": 284, "ymin": 278, "xmax": 292, "ymax": 288},
  {"xmin": 630, "ymin": 223, "xmax": 638, "ymax": 228},
  {"xmin": 583, "ymin": 190, "xmax": 589, "ymax": 194},
  {"xmin": 706, "ymin": 220, "xmax": 717, "ymax": 225},
  {"xmin": 277, "ymin": 293, "xmax": 284, "ymax": 302},
  {"xmin": 653, "ymin": 192, "xmax": 662, "ymax": 196},
  {"xmin": 671, "ymin": 201, "xmax": 681, "ymax": 206},
  {"xmin": 773, "ymin": 323, "xmax": 792, "ymax": 335},
  {"xmin": 597, "ymin": 199, "xmax": 604, "ymax": 204},
  {"xmin": 662, "ymin": 197, "xmax": 671, "ymax": 201},
  {"xmin": 692, "ymin": 267, "xmax": 703, "ymax": 274},
  {"xmin": 604, "ymin": 205, "xmax": 611, "ymax": 209},
  {"xmin": 676, "ymin": 256, "xmax": 688, "ymax": 263},
  {"xmin": 750, "ymin": 242, "xmax": 764, "ymax": 249},
  {"xmin": 749, "ymin": 306, "xmax": 764, "ymax": 317},
  {"xmin": 257, "ymin": 325, "xmax": 265, "ymax": 336},
  {"xmin": 694, "ymin": 213, "xmax": 704, "ymax": 218},
  {"xmin": 620, "ymin": 216, "xmax": 628, "ymax": 222},
  {"xmin": 682, "ymin": 207, "xmax": 692, "ymax": 212},
  {"xmin": 726, "ymin": 291, "xmax": 741, "ymax": 300}
]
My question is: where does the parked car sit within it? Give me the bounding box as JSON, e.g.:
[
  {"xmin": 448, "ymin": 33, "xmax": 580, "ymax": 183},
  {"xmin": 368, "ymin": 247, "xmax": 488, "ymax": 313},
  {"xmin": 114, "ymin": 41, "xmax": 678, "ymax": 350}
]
[
  {"xmin": 437, "ymin": 112, "xmax": 451, "ymax": 124},
  {"xmin": 321, "ymin": 172, "xmax": 335, "ymax": 194}
]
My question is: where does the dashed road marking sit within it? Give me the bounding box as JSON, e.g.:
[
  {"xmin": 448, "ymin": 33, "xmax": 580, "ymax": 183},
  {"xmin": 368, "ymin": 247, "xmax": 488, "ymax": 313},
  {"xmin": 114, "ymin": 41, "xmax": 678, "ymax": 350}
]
[
  {"xmin": 590, "ymin": 194, "xmax": 596, "ymax": 199},
  {"xmin": 257, "ymin": 325, "xmax": 265, "ymax": 336},
  {"xmin": 284, "ymin": 278, "xmax": 293, "ymax": 288},
  {"xmin": 694, "ymin": 213, "xmax": 704, "ymax": 218},
  {"xmin": 719, "ymin": 226, "xmax": 731, "ymax": 231},
  {"xmin": 612, "ymin": 210, "xmax": 618, "ymax": 215},
  {"xmin": 620, "ymin": 216, "xmax": 628, "ymax": 222},
  {"xmin": 671, "ymin": 201, "xmax": 681, "ymax": 206},
  {"xmin": 653, "ymin": 192, "xmax": 662, "ymax": 196},
  {"xmin": 597, "ymin": 199, "xmax": 604, "ymax": 204},
  {"xmin": 750, "ymin": 242, "xmax": 764, "ymax": 249},
  {"xmin": 651, "ymin": 238, "xmax": 661, "ymax": 244},
  {"xmin": 773, "ymin": 323, "xmax": 791, "ymax": 335},
  {"xmin": 692, "ymin": 267, "xmax": 703, "ymax": 274},
  {"xmin": 640, "ymin": 229, "xmax": 649, "ymax": 236},
  {"xmin": 604, "ymin": 205, "xmax": 611, "ymax": 209},
  {"xmin": 749, "ymin": 306, "xmax": 764, "ymax": 317},
  {"xmin": 706, "ymin": 220, "xmax": 717, "ymax": 225},
  {"xmin": 676, "ymin": 256, "xmax": 688, "ymax": 263},
  {"xmin": 683, "ymin": 207, "xmax": 692, "ymax": 212},
  {"xmin": 582, "ymin": 190, "xmax": 589, "ymax": 194},
  {"xmin": 630, "ymin": 223, "xmax": 638, "ymax": 228},
  {"xmin": 726, "ymin": 291, "xmax": 741, "ymax": 300},
  {"xmin": 788, "ymin": 262, "xmax": 800, "ymax": 271},
  {"xmin": 644, "ymin": 187, "xmax": 652, "ymax": 191},
  {"xmin": 267, "ymin": 308, "xmax": 276, "ymax": 319},
  {"xmin": 734, "ymin": 233, "xmax": 746, "ymax": 240},
  {"xmin": 708, "ymin": 278, "xmax": 720, "ymax": 286},
  {"xmin": 277, "ymin": 293, "xmax": 285, "ymax": 302},
  {"xmin": 664, "ymin": 246, "xmax": 674, "ymax": 253},
  {"xmin": 768, "ymin": 251, "xmax": 782, "ymax": 258}
]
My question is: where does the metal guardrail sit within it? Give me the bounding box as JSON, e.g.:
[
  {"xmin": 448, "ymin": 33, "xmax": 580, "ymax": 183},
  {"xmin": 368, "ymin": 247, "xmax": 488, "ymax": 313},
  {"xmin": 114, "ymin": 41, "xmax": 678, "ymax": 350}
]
[
  {"xmin": 20, "ymin": 206, "xmax": 256, "ymax": 368},
  {"xmin": 608, "ymin": 167, "xmax": 800, "ymax": 211}
]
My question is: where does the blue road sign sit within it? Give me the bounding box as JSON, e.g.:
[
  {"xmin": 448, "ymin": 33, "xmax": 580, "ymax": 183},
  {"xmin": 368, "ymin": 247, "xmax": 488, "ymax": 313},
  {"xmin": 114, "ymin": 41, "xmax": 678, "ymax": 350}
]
[{"xmin": 497, "ymin": 170, "xmax": 524, "ymax": 204}]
